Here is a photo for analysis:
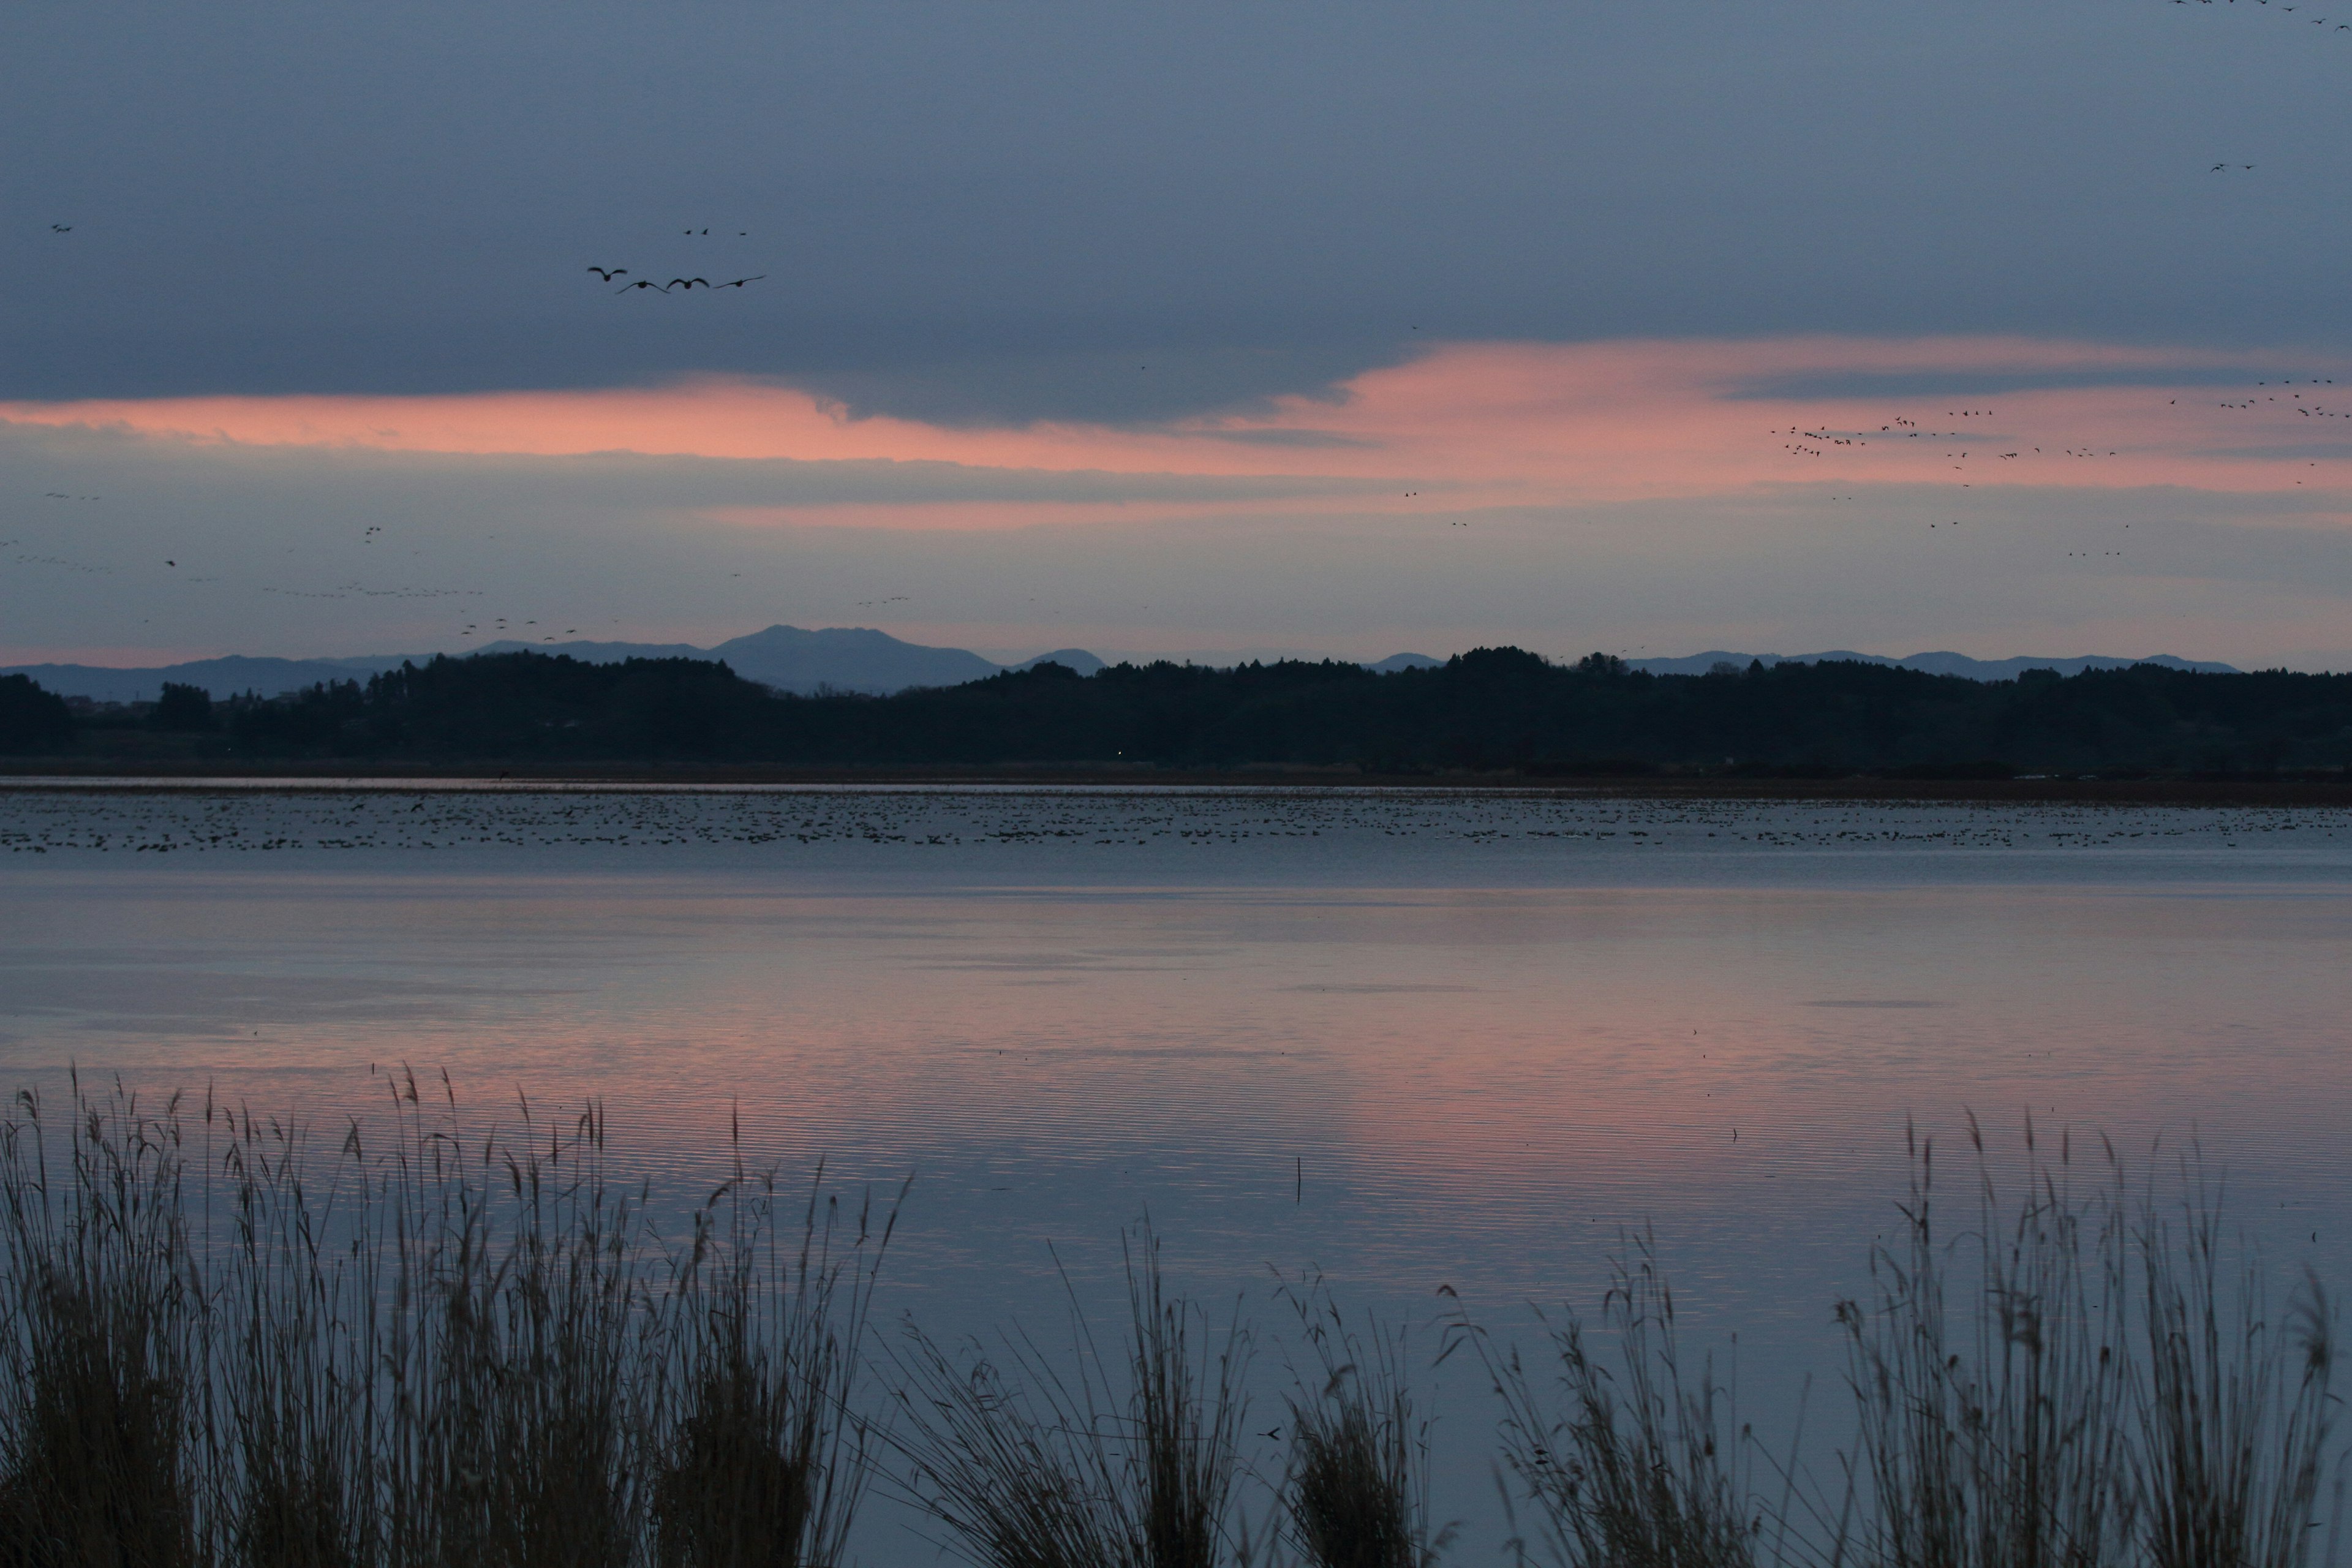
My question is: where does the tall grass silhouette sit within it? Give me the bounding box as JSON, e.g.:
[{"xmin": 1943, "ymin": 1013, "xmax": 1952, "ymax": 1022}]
[
  {"xmin": 0, "ymin": 1071, "xmax": 897, "ymax": 1568},
  {"xmin": 888, "ymin": 1226, "xmax": 1250, "ymax": 1568},
  {"xmin": 1463, "ymin": 1228, "xmax": 1763, "ymax": 1568},
  {"xmin": 1455, "ymin": 1117, "xmax": 2340, "ymax": 1568},
  {"xmin": 0, "ymin": 1078, "xmax": 2339, "ymax": 1568},
  {"xmin": 1273, "ymin": 1270, "xmax": 1446, "ymax": 1568}
]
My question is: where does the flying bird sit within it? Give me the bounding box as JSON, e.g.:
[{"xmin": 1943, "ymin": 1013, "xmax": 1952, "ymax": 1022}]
[
  {"xmin": 586, "ymin": 266, "xmax": 627, "ymax": 281},
  {"xmin": 616, "ymin": 278, "xmax": 669, "ymax": 293},
  {"xmin": 49, "ymin": 224, "xmax": 71, "ymax": 233},
  {"xmin": 666, "ymin": 277, "xmax": 711, "ymax": 291},
  {"xmin": 715, "ymin": 274, "xmax": 764, "ymax": 288}
]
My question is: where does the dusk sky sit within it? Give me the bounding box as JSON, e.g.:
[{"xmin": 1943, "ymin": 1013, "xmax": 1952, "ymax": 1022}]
[{"xmin": 7, "ymin": 1, "xmax": 2351, "ymax": 668}]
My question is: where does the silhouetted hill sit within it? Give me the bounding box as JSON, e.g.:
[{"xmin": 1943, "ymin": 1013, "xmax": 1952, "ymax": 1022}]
[
  {"xmin": 1008, "ymin": 647, "xmax": 1108, "ymax": 676},
  {"xmin": 469, "ymin": 625, "xmax": 1002, "ymax": 693}
]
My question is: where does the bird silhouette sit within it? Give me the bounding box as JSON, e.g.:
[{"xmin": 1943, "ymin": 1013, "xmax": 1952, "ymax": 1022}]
[
  {"xmin": 715, "ymin": 274, "xmax": 764, "ymax": 288},
  {"xmin": 586, "ymin": 266, "xmax": 627, "ymax": 281},
  {"xmin": 48, "ymin": 224, "xmax": 71, "ymax": 233}
]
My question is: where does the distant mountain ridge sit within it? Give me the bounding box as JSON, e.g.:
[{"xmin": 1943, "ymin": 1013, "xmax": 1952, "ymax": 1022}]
[
  {"xmin": 4, "ymin": 630, "xmax": 2242, "ymax": 703},
  {"xmin": 0, "ymin": 654, "xmax": 419, "ymax": 704}
]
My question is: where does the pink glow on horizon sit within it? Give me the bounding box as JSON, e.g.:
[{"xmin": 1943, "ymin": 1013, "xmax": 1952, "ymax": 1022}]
[{"xmin": 5, "ymin": 337, "xmax": 2348, "ymax": 527}]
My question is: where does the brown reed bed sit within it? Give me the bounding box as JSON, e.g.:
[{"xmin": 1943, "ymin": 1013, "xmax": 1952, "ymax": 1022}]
[{"xmin": 0, "ymin": 1079, "xmax": 2340, "ymax": 1568}]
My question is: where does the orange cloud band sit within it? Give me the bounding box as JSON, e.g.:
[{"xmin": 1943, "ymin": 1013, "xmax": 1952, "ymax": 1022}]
[{"xmin": 5, "ymin": 337, "xmax": 2346, "ymax": 526}]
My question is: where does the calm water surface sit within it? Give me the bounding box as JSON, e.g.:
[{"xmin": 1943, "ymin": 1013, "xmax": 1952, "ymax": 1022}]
[{"xmin": 6, "ymin": 782, "xmax": 2350, "ymax": 1558}]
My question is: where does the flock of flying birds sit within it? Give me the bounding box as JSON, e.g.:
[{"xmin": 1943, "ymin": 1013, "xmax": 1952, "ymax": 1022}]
[
  {"xmin": 587, "ymin": 266, "xmax": 764, "ymax": 295},
  {"xmin": 588, "ymin": 227, "xmax": 763, "ymax": 295}
]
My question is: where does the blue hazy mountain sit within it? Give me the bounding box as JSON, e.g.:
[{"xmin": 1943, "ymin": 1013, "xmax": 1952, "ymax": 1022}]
[
  {"xmin": 1365, "ymin": 652, "xmax": 1443, "ymax": 673},
  {"xmin": 717, "ymin": 625, "xmax": 1000, "ymax": 693},
  {"xmin": 1625, "ymin": 650, "xmax": 2239, "ymax": 679},
  {"xmin": 0, "ymin": 654, "xmax": 417, "ymax": 704}
]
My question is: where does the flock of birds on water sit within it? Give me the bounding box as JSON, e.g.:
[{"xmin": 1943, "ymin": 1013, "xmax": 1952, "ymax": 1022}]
[
  {"xmin": 1, "ymin": 789, "xmax": 2337, "ymax": 859},
  {"xmin": 7, "ymin": 0, "xmax": 2350, "ymax": 652}
]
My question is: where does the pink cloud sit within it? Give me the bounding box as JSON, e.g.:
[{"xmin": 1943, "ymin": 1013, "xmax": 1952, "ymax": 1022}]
[{"xmin": 5, "ymin": 337, "xmax": 2346, "ymax": 527}]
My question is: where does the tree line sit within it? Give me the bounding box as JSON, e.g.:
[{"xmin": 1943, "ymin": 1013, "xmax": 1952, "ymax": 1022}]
[{"xmin": 8, "ymin": 649, "xmax": 2352, "ymax": 775}]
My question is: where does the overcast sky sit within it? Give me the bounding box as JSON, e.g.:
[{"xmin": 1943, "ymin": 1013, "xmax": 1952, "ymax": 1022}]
[{"xmin": 6, "ymin": 1, "xmax": 2351, "ymax": 667}]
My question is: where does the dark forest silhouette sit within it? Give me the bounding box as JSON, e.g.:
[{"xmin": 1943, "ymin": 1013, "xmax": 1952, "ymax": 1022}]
[{"xmin": 12, "ymin": 649, "xmax": 2352, "ymax": 775}]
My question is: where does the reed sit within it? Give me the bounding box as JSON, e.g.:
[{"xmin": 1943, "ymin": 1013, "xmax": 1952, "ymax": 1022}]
[
  {"xmin": 889, "ymin": 1225, "xmax": 1250, "ymax": 1568},
  {"xmin": 1464, "ymin": 1228, "xmax": 1761, "ymax": 1568},
  {"xmin": 1, "ymin": 1077, "xmax": 2342, "ymax": 1568},
  {"xmin": 1453, "ymin": 1121, "xmax": 2340, "ymax": 1568},
  {"xmin": 2132, "ymin": 1158, "xmax": 2335, "ymax": 1568},
  {"xmin": 0, "ymin": 1078, "xmax": 203, "ymax": 1568},
  {"xmin": 1273, "ymin": 1272, "xmax": 1442, "ymax": 1568},
  {"xmin": 1833, "ymin": 1115, "xmax": 2136, "ymax": 1568},
  {"xmin": 374, "ymin": 1084, "xmax": 646, "ymax": 1568},
  {"xmin": 211, "ymin": 1103, "xmax": 372, "ymax": 1568},
  {"xmin": 649, "ymin": 1137, "xmax": 900, "ymax": 1568},
  {"xmin": 0, "ymin": 1073, "xmax": 898, "ymax": 1568},
  {"xmin": 1824, "ymin": 1118, "xmax": 2340, "ymax": 1568}
]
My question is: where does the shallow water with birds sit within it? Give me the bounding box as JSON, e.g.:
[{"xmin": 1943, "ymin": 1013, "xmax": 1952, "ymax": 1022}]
[{"xmin": 5, "ymin": 780, "xmax": 2349, "ymax": 1559}]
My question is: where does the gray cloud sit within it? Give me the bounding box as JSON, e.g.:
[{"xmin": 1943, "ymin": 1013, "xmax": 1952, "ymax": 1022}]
[{"xmin": 6, "ymin": 1, "xmax": 2351, "ymax": 422}]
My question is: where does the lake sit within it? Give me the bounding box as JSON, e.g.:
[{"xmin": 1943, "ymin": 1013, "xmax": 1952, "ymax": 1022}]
[{"xmin": 6, "ymin": 780, "xmax": 2350, "ymax": 1558}]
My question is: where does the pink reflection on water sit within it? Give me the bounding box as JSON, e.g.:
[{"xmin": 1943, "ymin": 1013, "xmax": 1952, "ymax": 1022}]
[{"xmin": 9, "ymin": 864, "xmax": 2348, "ymax": 1327}]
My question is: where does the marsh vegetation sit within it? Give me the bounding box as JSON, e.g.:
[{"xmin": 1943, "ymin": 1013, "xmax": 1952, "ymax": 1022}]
[{"xmin": 0, "ymin": 1084, "xmax": 2335, "ymax": 1568}]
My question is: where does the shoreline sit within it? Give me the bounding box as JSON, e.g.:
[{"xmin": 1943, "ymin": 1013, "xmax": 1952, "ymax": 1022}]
[{"xmin": 5, "ymin": 761, "xmax": 2352, "ymax": 806}]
